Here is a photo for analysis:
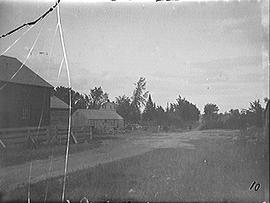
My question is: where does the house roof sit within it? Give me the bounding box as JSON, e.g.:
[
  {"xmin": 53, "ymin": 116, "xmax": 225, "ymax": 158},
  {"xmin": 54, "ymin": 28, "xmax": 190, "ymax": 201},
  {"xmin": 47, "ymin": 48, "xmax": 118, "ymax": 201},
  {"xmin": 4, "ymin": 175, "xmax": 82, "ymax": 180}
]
[
  {"xmin": 0, "ymin": 55, "xmax": 53, "ymax": 88},
  {"xmin": 51, "ymin": 96, "xmax": 70, "ymax": 109},
  {"xmin": 74, "ymin": 109, "xmax": 123, "ymax": 120}
]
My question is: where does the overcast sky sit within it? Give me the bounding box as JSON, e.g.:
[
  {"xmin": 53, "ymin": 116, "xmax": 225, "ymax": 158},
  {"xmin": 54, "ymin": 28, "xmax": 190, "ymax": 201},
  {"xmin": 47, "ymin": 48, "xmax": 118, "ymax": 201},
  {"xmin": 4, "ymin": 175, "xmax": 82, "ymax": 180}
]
[{"xmin": 0, "ymin": 0, "xmax": 269, "ymax": 113}]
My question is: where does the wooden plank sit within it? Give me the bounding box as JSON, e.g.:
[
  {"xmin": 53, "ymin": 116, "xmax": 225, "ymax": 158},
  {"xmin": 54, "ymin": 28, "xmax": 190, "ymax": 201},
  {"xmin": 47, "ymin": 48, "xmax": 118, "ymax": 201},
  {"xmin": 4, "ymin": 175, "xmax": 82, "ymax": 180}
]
[
  {"xmin": 48, "ymin": 134, "xmax": 58, "ymax": 145},
  {"xmin": 32, "ymin": 136, "xmax": 48, "ymax": 140},
  {"xmin": 71, "ymin": 132, "xmax": 78, "ymax": 144},
  {"xmin": 0, "ymin": 129, "xmax": 28, "ymax": 134},
  {"xmin": 57, "ymin": 132, "xmax": 68, "ymax": 135},
  {"xmin": 0, "ymin": 126, "xmax": 91, "ymax": 146},
  {"xmin": 0, "ymin": 126, "xmax": 48, "ymax": 133},
  {"xmin": 0, "ymin": 129, "xmax": 27, "ymax": 135},
  {"xmin": 2, "ymin": 136, "xmax": 26, "ymax": 143},
  {"xmin": 0, "ymin": 138, "xmax": 6, "ymax": 148},
  {"xmin": 29, "ymin": 130, "xmax": 47, "ymax": 134},
  {"xmin": 29, "ymin": 129, "xmax": 47, "ymax": 133},
  {"xmin": 28, "ymin": 127, "xmax": 47, "ymax": 131},
  {"xmin": 1, "ymin": 133, "xmax": 27, "ymax": 139},
  {"xmin": 0, "ymin": 127, "xmax": 49, "ymax": 140},
  {"xmin": 30, "ymin": 133, "xmax": 48, "ymax": 138},
  {"xmin": 26, "ymin": 135, "xmax": 37, "ymax": 149},
  {"xmin": 57, "ymin": 128, "xmax": 68, "ymax": 131},
  {"xmin": 4, "ymin": 138, "xmax": 26, "ymax": 145},
  {"xmin": 34, "ymin": 131, "xmax": 47, "ymax": 135}
]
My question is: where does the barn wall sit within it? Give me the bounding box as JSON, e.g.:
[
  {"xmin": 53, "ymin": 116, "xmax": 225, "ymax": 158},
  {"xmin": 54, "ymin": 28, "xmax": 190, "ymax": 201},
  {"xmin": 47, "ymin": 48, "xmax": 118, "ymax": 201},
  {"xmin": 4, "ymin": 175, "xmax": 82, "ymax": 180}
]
[
  {"xmin": 0, "ymin": 81, "xmax": 8, "ymax": 128},
  {"xmin": 87, "ymin": 119, "xmax": 124, "ymax": 129},
  {"xmin": 0, "ymin": 82, "xmax": 52, "ymax": 128},
  {"xmin": 72, "ymin": 111, "xmax": 87, "ymax": 127},
  {"xmin": 51, "ymin": 109, "xmax": 69, "ymax": 128},
  {"xmin": 87, "ymin": 119, "xmax": 124, "ymax": 133}
]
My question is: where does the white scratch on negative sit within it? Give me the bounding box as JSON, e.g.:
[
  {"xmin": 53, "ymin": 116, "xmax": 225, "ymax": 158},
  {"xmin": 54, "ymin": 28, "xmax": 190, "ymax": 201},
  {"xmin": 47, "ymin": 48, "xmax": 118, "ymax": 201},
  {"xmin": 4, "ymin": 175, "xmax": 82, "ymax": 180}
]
[
  {"xmin": 56, "ymin": 3, "xmax": 72, "ymax": 203},
  {"xmin": 0, "ymin": 25, "xmax": 35, "ymax": 57},
  {"xmin": 0, "ymin": 23, "xmax": 44, "ymax": 91}
]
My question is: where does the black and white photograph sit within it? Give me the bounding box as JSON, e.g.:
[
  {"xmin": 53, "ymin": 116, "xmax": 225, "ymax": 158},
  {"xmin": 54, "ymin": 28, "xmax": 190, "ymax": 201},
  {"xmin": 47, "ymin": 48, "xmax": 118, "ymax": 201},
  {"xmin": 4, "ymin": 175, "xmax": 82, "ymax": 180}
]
[{"xmin": 0, "ymin": 0, "xmax": 269, "ymax": 202}]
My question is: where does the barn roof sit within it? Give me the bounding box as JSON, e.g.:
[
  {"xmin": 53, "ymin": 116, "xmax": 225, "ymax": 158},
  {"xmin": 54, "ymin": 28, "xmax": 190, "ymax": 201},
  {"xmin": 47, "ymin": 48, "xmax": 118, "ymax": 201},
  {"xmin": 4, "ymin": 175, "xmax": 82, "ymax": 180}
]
[
  {"xmin": 51, "ymin": 96, "xmax": 70, "ymax": 109},
  {"xmin": 0, "ymin": 55, "xmax": 53, "ymax": 88},
  {"xmin": 74, "ymin": 109, "xmax": 123, "ymax": 120}
]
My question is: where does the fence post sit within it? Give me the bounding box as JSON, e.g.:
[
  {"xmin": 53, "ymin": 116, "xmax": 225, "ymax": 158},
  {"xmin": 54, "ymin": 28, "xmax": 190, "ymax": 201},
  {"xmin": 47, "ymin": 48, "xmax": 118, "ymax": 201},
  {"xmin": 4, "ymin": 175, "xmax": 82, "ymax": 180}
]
[
  {"xmin": 46, "ymin": 126, "xmax": 50, "ymax": 144},
  {"xmin": 27, "ymin": 128, "xmax": 37, "ymax": 149},
  {"xmin": 48, "ymin": 125, "xmax": 55, "ymax": 145},
  {"xmin": 71, "ymin": 131, "xmax": 78, "ymax": 144},
  {"xmin": 26, "ymin": 128, "xmax": 30, "ymax": 148}
]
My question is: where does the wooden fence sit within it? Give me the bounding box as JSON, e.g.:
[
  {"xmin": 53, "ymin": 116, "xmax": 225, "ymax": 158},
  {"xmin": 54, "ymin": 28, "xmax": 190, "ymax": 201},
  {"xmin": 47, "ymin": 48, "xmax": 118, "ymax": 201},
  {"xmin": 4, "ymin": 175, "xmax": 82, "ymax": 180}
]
[
  {"xmin": 50, "ymin": 126, "xmax": 92, "ymax": 145},
  {"xmin": 0, "ymin": 126, "xmax": 92, "ymax": 149}
]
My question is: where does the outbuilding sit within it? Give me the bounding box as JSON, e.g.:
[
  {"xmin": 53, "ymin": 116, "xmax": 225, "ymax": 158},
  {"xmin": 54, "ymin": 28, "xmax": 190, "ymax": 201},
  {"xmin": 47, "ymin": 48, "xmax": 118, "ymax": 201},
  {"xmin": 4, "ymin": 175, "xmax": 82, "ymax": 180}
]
[{"xmin": 72, "ymin": 102, "xmax": 124, "ymax": 134}]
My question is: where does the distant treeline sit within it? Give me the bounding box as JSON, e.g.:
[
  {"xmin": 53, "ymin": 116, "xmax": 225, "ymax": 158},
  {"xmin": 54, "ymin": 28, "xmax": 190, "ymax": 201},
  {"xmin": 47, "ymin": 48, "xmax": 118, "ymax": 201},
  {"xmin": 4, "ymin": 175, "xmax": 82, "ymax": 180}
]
[
  {"xmin": 200, "ymin": 100, "xmax": 269, "ymax": 130},
  {"xmin": 53, "ymin": 77, "xmax": 269, "ymax": 130}
]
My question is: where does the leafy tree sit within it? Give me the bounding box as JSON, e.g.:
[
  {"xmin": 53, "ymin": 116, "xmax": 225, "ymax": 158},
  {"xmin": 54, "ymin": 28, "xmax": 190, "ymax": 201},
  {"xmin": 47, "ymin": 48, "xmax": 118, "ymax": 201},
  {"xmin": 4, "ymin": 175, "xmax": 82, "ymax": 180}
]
[
  {"xmin": 238, "ymin": 109, "xmax": 248, "ymax": 129},
  {"xmin": 175, "ymin": 96, "xmax": 200, "ymax": 122},
  {"xmin": 264, "ymin": 99, "xmax": 269, "ymax": 129},
  {"xmin": 155, "ymin": 105, "xmax": 166, "ymax": 126},
  {"xmin": 87, "ymin": 87, "xmax": 109, "ymax": 109},
  {"xmin": 54, "ymin": 86, "xmax": 71, "ymax": 105},
  {"xmin": 224, "ymin": 109, "xmax": 241, "ymax": 129},
  {"xmin": 130, "ymin": 77, "xmax": 149, "ymax": 123},
  {"xmin": 200, "ymin": 103, "xmax": 221, "ymax": 129},
  {"xmin": 248, "ymin": 99, "xmax": 264, "ymax": 127},
  {"xmin": 129, "ymin": 104, "xmax": 141, "ymax": 124},
  {"xmin": 53, "ymin": 86, "xmax": 86, "ymax": 112},
  {"xmin": 84, "ymin": 94, "xmax": 91, "ymax": 109},
  {"xmin": 167, "ymin": 111, "xmax": 184, "ymax": 128},
  {"xmin": 131, "ymin": 77, "xmax": 148, "ymax": 111},
  {"xmin": 264, "ymin": 97, "xmax": 269, "ymax": 104},
  {"xmin": 203, "ymin": 103, "xmax": 219, "ymax": 121},
  {"xmin": 115, "ymin": 95, "xmax": 133, "ymax": 123},
  {"xmin": 142, "ymin": 94, "xmax": 156, "ymax": 123},
  {"xmin": 74, "ymin": 93, "xmax": 88, "ymax": 109},
  {"xmin": 163, "ymin": 96, "xmax": 200, "ymax": 129},
  {"xmin": 54, "ymin": 86, "xmax": 110, "ymax": 111}
]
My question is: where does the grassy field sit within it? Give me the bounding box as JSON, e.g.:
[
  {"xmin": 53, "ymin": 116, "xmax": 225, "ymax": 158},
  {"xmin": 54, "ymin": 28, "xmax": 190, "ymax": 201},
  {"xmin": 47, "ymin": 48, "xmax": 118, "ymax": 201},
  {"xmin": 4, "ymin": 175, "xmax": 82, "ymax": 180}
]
[{"xmin": 6, "ymin": 130, "xmax": 268, "ymax": 203}]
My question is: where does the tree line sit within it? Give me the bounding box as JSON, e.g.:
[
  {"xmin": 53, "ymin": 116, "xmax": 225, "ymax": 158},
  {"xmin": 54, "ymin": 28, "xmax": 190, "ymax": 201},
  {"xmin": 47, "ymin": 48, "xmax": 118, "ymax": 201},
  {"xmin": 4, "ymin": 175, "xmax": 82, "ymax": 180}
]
[
  {"xmin": 53, "ymin": 77, "xmax": 268, "ymax": 130},
  {"xmin": 53, "ymin": 77, "xmax": 200, "ymax": 128},
  {"xmin": 201, "ymin": 99, "xmax": 269, "ymax": 130}
]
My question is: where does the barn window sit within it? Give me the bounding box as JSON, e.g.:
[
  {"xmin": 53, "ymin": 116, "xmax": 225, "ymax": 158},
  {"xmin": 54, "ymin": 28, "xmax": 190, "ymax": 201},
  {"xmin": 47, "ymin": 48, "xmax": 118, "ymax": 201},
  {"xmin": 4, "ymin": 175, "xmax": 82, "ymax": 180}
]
[{"xmin": 22, "ymin": 105, "xmax": 31, "ymax": 120}]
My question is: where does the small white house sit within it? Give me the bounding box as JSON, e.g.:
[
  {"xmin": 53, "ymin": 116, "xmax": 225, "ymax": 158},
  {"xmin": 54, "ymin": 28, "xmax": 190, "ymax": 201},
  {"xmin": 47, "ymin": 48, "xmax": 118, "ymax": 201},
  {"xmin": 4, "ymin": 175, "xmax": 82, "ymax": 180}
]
[{"xmin": 72, "ymin": 102, "xmax": 124, "ymax": 133}]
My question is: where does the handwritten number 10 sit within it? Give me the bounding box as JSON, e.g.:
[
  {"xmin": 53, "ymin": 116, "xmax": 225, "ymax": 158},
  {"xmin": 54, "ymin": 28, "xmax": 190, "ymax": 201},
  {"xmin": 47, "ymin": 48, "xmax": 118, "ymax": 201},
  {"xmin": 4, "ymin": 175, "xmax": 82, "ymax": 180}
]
[{"xmin": 249, "ymin": 181, "xmax": 260, "ymax": 191}]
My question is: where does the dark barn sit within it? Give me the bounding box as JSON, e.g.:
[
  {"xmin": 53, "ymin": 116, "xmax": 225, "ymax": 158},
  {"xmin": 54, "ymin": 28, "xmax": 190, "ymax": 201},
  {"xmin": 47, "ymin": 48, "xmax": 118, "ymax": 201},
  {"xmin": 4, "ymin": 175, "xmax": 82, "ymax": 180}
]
[
  {"xmin": 0, "ymin": 55, "xmax": 53, "ymax": 129},
  {"xmin": 50, "ymin": 95, "xmax": 70, "ymax": 128}
]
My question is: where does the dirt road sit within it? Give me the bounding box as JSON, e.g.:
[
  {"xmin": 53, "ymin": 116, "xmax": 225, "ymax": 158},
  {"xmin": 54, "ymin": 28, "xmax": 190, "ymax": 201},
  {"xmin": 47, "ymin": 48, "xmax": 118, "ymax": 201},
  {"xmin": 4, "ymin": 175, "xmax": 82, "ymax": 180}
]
[{"xmin": 0, "ymin": 130, "xmax": 234, "ymax": 192}]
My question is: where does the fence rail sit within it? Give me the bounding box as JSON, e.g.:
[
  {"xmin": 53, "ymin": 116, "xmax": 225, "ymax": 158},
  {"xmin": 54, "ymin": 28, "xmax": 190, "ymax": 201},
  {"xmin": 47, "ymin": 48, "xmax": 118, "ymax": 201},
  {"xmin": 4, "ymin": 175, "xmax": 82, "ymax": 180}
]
[{"xmin": 0, "ymin": 125, "xmax": 92, "ymax": 149}]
